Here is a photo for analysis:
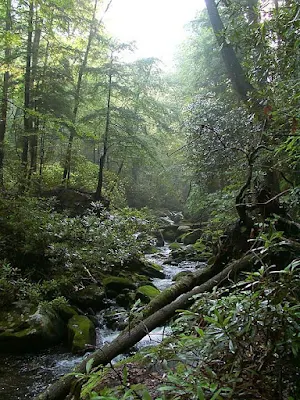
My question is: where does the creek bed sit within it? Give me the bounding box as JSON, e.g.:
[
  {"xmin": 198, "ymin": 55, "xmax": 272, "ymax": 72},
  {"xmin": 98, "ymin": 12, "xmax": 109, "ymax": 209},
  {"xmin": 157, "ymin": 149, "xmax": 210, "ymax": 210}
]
[{"xmin": 0, "ymin": 245, "xmax": 205, "ymax": 399}]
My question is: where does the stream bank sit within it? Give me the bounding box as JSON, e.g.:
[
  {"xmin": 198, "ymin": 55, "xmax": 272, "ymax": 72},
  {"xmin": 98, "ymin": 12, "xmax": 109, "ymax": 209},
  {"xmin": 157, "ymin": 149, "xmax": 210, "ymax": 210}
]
[{"xmin": 0, "ymin": 244, "xmax": 206, "ymax": 399}]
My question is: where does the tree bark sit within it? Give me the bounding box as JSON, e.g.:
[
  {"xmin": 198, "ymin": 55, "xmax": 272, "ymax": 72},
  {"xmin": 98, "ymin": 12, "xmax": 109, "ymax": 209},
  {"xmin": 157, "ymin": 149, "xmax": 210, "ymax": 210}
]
[
  {"xmin": 95, "ymin": 54, "xmax": 113, "ymax": 201},
  {"xmin": 29, "ymin": 17, "xmax": 42, "ymax": 176},
  {"xmin": 204, "ymin": 0, "xmax": 254, "ymax": 101},
  {"xmin": 22, "ymin": 0, "xmax": 34, "ymax": 183},
  {"xmin": 0, "ymin": 0, "xmax": 12, "ymax": 189},
  {"xmin": 36, "ymin": 253, "xmax": 256, "ymax": 400}
]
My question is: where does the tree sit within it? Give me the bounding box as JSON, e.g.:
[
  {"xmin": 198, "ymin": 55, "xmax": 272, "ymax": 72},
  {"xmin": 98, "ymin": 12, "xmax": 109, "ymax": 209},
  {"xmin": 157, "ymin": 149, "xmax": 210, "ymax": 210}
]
[
  {"xmin": 0, "ymin": 0, "xmax": 12, "ymax": 188},
  {"xmin": 204, "ymin": 0, "xmax": 254, "ymax": 101}
]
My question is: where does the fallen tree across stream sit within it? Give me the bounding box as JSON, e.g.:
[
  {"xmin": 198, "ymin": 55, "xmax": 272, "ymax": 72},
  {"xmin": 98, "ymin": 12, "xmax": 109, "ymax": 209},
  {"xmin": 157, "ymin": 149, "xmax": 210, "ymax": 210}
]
[{"xmin": 36, "ymin": 251, "xmax": 261, "ymax": 400}]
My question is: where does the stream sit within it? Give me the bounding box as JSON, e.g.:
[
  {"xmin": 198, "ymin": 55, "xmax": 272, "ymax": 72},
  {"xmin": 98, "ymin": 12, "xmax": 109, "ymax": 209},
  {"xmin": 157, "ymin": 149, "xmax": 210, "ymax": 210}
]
[{"xmin": 0, "ymin": 245, "xmax": 205, "ymax": 399}]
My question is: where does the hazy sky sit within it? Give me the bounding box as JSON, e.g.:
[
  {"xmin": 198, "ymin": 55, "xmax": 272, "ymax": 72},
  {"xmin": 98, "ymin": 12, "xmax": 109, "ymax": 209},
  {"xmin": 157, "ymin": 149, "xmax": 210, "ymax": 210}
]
[{"xmin": 103, "ymin": 0, "xmax": 205, "ymax": 68}]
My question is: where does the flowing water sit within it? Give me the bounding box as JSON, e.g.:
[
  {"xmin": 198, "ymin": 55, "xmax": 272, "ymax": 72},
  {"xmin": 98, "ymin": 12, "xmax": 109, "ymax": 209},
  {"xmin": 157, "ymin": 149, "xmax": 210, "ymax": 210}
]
[{"xmin": 0, "ymin": 245, "xmax": 205, "ymax": 399}]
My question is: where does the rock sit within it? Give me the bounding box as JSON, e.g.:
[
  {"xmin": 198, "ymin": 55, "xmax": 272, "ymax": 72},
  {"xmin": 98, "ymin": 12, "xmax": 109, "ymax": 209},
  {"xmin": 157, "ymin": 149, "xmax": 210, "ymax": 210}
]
[
  {"xmin": 67, "ymin": 315, "xmax": 96, "ymax": 354},
  {"xmin": 70, "ymin": 285, "xmax": 106, "ymax": 310},
  {"xmin": 153, "ymin": 230, "xmax": 164, "ymax": 247},
  {"xmin": 171, "ymin": 212, "xmax": 183, "ymax": 224},
  {"xmin": 103, "ymin": 276, "xmax": 136, "ymax": 293},
  {"xmin": 124, "ymin": 258, "xmax": 165, "ymax": 279},
  {"xmin": 177, "ymin": 225, "xmax": 191, "ymax": 233},
  {"xmin": 136, "ymin": 285, "xmax": 160, "ymax": 303},
  {"xmin": 183, "ymin": 229, "xmax": 203, "ymax": 245},
  {"xmin": 142, "ymin": 263, "xmax": 165, "ymax": 279},
  {"xmin": 115, "ymin": 292, "xmax": 135, "ymax": 308},
  {"xmin": 44, "ymin": 187, "xmax": 92, "ymax": 216},
  {"xmin": 161, "ymin": 225, "xmax": 179, "ymax": 242},
  {"xmin": 0, "ymin": 304, "xmax": 67, "ymax": 353},
  {"xmin": 169, "ymin": 242, "xmax": 182, "ymax": 250},
  {"xmin": 103, "ymin": 307, "xmax": 127, "ymax": 330}
]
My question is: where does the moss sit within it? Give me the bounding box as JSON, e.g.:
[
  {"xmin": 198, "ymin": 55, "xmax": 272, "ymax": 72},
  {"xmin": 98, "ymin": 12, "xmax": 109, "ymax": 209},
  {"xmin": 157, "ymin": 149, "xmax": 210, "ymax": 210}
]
[
  {"xmin": 150, "ymin": 263, "xmax": 163, "ymax": 271},
  {"xmin": 172, "ymin": 271, "xmax": 194, "ymax": 282},
  {"xmin": 56, "ymin": 304, "xmax": 78, "ymax": 321},
  {"xmin": 136, "ymin": 285, "xmax": 160, "ymax": 303},
  {"xmin": 103, "ymin": 276, "xmax": 136, "ymax": 292},
  {"xmin": 169, "ymin": 242, "xmax": 182, "ymax": 250},
  {"xmin": 140, "ymin": 262, "xmax": 165, "ymax": 279},
  {"xmin": 0, "ymin": 327, "xmax": 36, "ymax": 338},
  {"xmin": 182, "ymin": 229, "xmax": 202, "ymax": 245},
  {"xmin": 67, "ymin": 315, "xmax": 95, "ymax": 354}
]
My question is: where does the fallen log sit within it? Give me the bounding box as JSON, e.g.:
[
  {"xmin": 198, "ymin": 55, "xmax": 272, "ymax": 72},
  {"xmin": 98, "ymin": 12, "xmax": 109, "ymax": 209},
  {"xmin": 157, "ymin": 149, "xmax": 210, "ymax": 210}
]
[{"xmin": 36, "ymin": 252, "xmax": 256, "ymax": 400}]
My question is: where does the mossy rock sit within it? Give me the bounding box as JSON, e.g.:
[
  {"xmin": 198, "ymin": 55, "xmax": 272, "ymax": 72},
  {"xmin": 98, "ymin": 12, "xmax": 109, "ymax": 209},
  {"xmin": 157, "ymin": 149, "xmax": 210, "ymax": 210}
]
[
  {"xmin": 103, "ymin": 276, "xmax": 136, "ymax": 292},
  {"xmin": 182, "ymin": 229, "xmax": 203, "ymax": 245},
  {"xmin": 140, "ymin": 262, "xmax": 165, "ymax": 279},
  {"xmin": 69, "ymin": 284, "xmax": 105, "ymax": 310},
  {"xmin": 123, "ymin": 258, "xmax": 165, "ymax": 279},
  {"xmin": 169, "ymin": 242, "xmax": 182, "ymax": 250},
  {"xmin": 67, "ymin": 315, "xmax": 96, "ymax": 354},
  {"xmin": 136, "ymin": 285, "xmax": 160, "ymax": 303},
  {"xmin": 177, "ymin": 225, "xmax": 191, "ymax": 234},
  {"xmin": 116, "ymin": 292, "xmax": 135, "ymax": 308},
  {"xmin": 103, "ymin": 307, "xmax": 127, "ymax": 330},
  {"xmin": 161, "ymin": 225, "xmax": 179, "ymax": 242},
  {"xmin": 0, "ymin": 304, "xmax": 66, "ymax": 353}
]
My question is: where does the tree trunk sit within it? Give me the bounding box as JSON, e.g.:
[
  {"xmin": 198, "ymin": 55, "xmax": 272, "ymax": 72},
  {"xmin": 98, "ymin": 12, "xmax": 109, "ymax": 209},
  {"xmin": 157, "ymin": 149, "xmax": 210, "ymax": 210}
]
[
  {"xmin": 29, "ymin": 17, "xmax": 42, "ymax": 176},
  {"xmin": 204, "ymin": 0, "xmax": 254, "ymax": 101},
  {"xmin": 36, "ymin": 253, "xmax": 256, "ymax": 400},
  {"xmin": 95, "ymin": 55, "xmax": 113, "ymax": 201},
  {"xmin": 22, "ymin": 0, "xmax": 34, "ymax": 184},
  {"xmin": 62, "ymin": 0, "xmax": 98, "ymax": 183},
  {"xmin": 0, "ymin": 0, "xmax": 12, "ymax": 189}
]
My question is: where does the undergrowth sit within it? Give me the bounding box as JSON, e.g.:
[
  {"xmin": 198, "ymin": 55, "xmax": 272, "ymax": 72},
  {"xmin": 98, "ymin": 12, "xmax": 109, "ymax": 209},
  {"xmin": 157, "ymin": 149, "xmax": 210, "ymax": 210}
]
[{"xmin": 80, "ymin": 260, "xmax": 300, "ymax": 400}]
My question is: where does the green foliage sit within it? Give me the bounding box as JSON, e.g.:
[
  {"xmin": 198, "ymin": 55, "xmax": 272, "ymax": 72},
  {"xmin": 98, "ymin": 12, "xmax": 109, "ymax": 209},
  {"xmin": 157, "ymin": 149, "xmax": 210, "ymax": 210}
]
[
  {"xmin": 81, "ymin": 261, "xmax": 300, "ymax": 399},
  {"xmin": 185, "ymin": 185, "xmax": 236, "ymax": 227},
  {"xmin": 41, "ymin": 163, "xmax": 65, "ymax": 190},
  {"xmin": 0, "ymin": 196, "xmax": 155, "ymax": 308}
]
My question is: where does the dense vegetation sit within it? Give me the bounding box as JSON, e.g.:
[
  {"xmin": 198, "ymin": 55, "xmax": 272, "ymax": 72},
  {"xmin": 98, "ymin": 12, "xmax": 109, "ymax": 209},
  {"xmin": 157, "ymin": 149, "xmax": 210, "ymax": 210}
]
[{"xmin": 0, "ymin": 0, "xmax": 300, "ymax": 399}]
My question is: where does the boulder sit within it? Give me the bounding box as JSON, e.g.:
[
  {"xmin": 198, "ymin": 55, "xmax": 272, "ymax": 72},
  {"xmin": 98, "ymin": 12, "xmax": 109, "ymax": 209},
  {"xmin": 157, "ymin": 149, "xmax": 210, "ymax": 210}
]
[
  {"xmin": 136, "ymin": 285, "xmax": 160, "ymax": 303},
  {"xmin": 183, "ymin": 229, "xmax": 203, "ymax": 245},
  {"xmin": 161, "ymin": 225, "xmax": 179, "ymax": 242},
  {"xmin": 124, "ymin": 258, "xmax": 165, "ymax": 279},
  {"xmin": 103, "ymin": 276, "xmax": 136, "ymax": 292},
  {"xmin": 169, "ymin": 242, "xmax": 182, "ymax": 250},
  {"xmin": 102, "ymin": 307, "xmax": 128, "ymax": 330},
  {"xmin": 67, "ymin": 315, "xmax": 96, "ymax": 354},
  {"xmin": 0, "ymin": 304, "xmax": 68, "ymax": 353},
  {"xmin": 153, "ymin": 230, "xmax": 164, "ymax": 247},
  {"xmin": 177, "ymin": 225, "xmax": 191, "ymax": 234}
]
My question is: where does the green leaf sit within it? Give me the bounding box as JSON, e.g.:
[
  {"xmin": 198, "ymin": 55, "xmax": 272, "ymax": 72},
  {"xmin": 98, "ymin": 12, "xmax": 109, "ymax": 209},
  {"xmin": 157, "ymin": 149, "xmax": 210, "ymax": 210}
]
[
  {"xmin": 86, "ymin": 358, "xmax": 94, "ymax": 374},
  {"xmin": 142, "ymin": 389, "xmax": 152, "ymax": 400},
  {"xmin": 197, "ymin": 385, "xmax": 205, "ymax": 400},
  {"xmin": 122, "ymin": 366, "xmax": 128, "ymax": 385}
]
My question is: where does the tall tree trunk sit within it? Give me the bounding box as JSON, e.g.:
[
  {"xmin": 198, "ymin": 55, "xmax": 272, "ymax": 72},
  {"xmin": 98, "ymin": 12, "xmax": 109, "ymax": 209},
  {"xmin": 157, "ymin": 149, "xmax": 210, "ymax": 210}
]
[
  {"xmin": 22, "ymin": 0, "xmax": 34, "ymax": 185},
  {"xmin": 29, "ymin": 15, "xmax": 42, "ymax": 176},
  {"xmin": 95, "ymin": 56, "xmax": 113, "ymax": 200},
  {"xmin": 0, "ymin": 0, "xmax": 12, "ymax": 189},
  {"xmin": 62, "ymin": 0, "xmax": 98, "ymax": 183},
  {"xmin": 204, "ymin": 0, "xmax": 254, "ymax": 101},
  {"xmin": 37, "ymin": 20, "xmax": 51, "ymax": 185}
]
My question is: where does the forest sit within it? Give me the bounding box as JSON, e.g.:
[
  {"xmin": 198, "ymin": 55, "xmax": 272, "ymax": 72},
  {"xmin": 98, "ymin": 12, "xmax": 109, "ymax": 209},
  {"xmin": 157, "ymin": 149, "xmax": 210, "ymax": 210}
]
[{"xmin": 0, "ymin": 0, "xmax": 300, "ymax": 399}]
